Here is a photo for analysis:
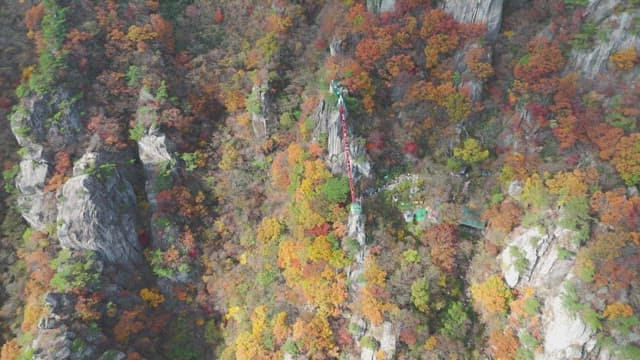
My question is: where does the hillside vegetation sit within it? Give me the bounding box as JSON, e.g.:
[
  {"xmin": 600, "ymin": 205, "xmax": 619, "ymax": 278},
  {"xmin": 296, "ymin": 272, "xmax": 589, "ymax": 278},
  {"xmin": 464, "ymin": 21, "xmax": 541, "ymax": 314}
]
[{"xmin": 0, "ymin": 0, "xmax": 639, "ymax": 359}]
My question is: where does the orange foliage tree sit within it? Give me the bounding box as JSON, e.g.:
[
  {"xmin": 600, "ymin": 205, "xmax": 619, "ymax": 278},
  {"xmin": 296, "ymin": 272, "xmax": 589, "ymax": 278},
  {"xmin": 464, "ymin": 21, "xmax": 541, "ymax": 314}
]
[
  {"xmin": 612, "ymin": 133, "xmax": 640, "ymax": 186},
  {"xmin": 465, "ymin": 46, "xmax": 494, "ymax": 80},
  {"xmin": 357, "ymin": 256, "xmax": 395, "ymax": 325},
  {"xmin": 292, "ymin": 313, "xmax": 338, "ymax": 357},
  {"xmin": 586, "ymin": 123, "xmax": 624, "ymax": 160},
  {"xmin": 0, "ymin": 339, "xmax": 20, "ymax": 360},
  {"xmin": 487, "ymin": 328, "xmax": 519, "ymax": 360},
  {"xmin": 482, "ymin": 200, "xmax": 522, "ymax": 234},
  {"xmin": 590, "ymin": 188, "xmax": 639, "ymax": 230},
  {"xmin": 549, "ymin": 74, "xmax": 579, "ymax": 149}
]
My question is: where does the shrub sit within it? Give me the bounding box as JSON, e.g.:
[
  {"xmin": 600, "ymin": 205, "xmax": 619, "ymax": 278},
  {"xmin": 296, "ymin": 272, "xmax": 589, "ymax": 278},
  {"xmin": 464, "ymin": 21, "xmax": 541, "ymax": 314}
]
[
  {"xmin": 50, "ymin": 249, "xmax": 99, "ymax": 292},
  {"xmin": 360, "ymin": 336, "xmax": 378, "ymax": 350},
  {"xmin": 128, "ymin": 121, "xmax": 146, "ymax": 141}
]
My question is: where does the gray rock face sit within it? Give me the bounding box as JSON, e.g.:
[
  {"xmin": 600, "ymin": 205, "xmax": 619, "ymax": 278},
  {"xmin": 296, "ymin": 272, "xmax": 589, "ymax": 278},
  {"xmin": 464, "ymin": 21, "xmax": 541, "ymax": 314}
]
[
  {"xmin": 312, "ymin": 99, "xmax": 371, "ymax": 178},
  {"xmin": 570, "ymin": 10, "xmax": 639, "ymax": 79},
  {"xmin": 250, "ymin": 84, "xmax": 271, "ymax": 138},
  {"xmin": 57, "ymin": 153, "xmax": 142, "ymax": 264},
  {"xmin": 9, "ymin": 90, "xmax": 82, "ymax": 231},
  {"xmin": 367, "ymin": 0, "xmax": 396, "ymax": 13},
  {"xmin": 540, "ymin": 294, "xmax": 596, "ymax": 360},
  {"xmin": 44, "ymin": 293, "xmax": 74, "ymax": 317},
  {"xmin": 9, "ymin": 90, "xmax": 80, "ymax": 151},
  {"xmin": 15, "ymin": 158, "xmax": 57, "ymax": 231},
  {"xmin": 443, "ymin": 0, "xmax": 504, "ymax": 41}
]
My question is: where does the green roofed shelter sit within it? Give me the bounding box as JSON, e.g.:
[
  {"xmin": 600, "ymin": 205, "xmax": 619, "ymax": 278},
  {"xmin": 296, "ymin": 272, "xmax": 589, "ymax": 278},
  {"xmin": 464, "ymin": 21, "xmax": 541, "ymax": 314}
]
[{"xmin": 459, "ymin": 207, "xmax": 485, "ymax": 230}]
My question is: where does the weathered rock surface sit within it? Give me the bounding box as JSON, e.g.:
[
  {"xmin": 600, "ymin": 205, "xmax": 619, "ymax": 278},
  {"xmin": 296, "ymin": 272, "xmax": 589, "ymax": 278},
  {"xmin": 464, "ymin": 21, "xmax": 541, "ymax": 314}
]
[
  {"xmin": 134, "ymin": 88, "xmax": 179, "ymax": 248},
  {"xmin": 15, "ymin": 158, "xmax": 57, "ymax": 231},
  {"xmin": 366, "ymin": 0, "xmax": 396, "ymax": 13},
  {"xmin": 9, "ymin": 90, "xmax": 81, "ymax": 152},
  {"xmin": 250, "ymin": 83, "xmax": 271, "ymax": 138},
  {"xmin": 312, "ymin": 99, "xmax": 371, "ymax": 178},
  {"xmin": 138, "ymin": 131, "xmax": 174, "ymax": 209},
  {"xmin": 57, "ymin": 152, "xmax": 142, "ymax": 264},
  {"xmin": 539, "ymin": 294, "xmax": 596, "ymax": 360},
  {"xmin": 570, "ymin": 9, "xmax": 640, "ymax": 79},
  {"xmin": 443, "ymin": 0, "xmax": 504, "ymax": 41},
  {"xmin": 9, "ymin": 90, "xmax": 81, "ymax": 231},
  {"xmin": 500, "ymin": 216, "xmax": 598, "ymax": 359}
]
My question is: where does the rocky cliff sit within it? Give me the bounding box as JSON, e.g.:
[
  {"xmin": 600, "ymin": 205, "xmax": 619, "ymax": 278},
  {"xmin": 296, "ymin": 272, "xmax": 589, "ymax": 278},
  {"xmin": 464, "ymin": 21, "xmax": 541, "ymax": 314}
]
[
  {"xmin": 443, "ymin": 0, "xmax": 504, "ymax": 41},
  {"xmin": 57, "ymin": 152, "xmax": 142, "ymax": 264},
  {"xmin": 571, "ymin": 1, "xmax": 640, "ymax": 79}
]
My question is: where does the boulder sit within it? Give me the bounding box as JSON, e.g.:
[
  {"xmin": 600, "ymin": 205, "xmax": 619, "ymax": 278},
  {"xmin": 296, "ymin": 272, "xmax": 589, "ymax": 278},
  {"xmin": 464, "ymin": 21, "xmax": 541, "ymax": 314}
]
[
  {"xmin": 57, "ymin": 152, "xmax": 142, "ymax": 264},
  {"xmin": 443, "ymin": 0, "xmax": 504, "ymax": 41}
]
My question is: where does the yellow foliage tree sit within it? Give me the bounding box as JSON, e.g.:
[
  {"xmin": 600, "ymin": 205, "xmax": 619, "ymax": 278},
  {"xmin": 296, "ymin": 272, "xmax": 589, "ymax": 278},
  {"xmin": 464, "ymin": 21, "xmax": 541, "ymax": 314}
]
[
  {"xmin": 454, "ymin": 138, "xmax": 489, "ymax": 164},
  {"xmin": 471, "ymin": 275, "xmax": 513, "ymax": 316},
  {"xmin": 139, "ymin": 288, "xmax": 164, "ymax": 308},
  {"xmin": 610, "ymin": 47, "xmax": 638, "ymax": 70},
  {"xmin": 256, "ymin": 216, "xmax": 284, "ymax": 244},
  {"xmin": 292, "ymin": 314, "xmax": 337, "ymax": 357},
  {"xmin": 603, "ymin": 302, "xmax": 634, "ymax": 320}
]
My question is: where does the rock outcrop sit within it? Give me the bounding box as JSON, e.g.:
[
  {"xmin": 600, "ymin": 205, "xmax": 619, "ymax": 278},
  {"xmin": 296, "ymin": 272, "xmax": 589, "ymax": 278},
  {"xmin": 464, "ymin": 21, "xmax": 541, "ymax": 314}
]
[
  {"xmin": 312, "ymin": 98, "xmax": 371, "ymax": 178},
  {"xmin": 366, "ymin": 0, "xmax": 396, "ymax": 13},
  {"xmin": 9, "ymin": 90, "xmax": 81, "ymax": 231},
  {"xmin": 57, "ymin": 152, "xmax": 142, "ymax": 264},
  {"xmin": 250, "ymin": 83, "xmax": 272, "ymax": 138},
  {"xmin": 500, "ymin": 220, "xmax": 595, "ymax": 358},
  {"xmin": 570, "ymin": 6, "xmax": 640, "ymax": 79},
  {"xmin": 443, "ymin": 0, "xmax": 504, "ymax": 41},
  {"xmin": 540, "ymin": 293, "xmax": 596, "ymax": 359},
  {"xmin": 134, "ymin": 89, "xmax": 180, "ymax": 249}
]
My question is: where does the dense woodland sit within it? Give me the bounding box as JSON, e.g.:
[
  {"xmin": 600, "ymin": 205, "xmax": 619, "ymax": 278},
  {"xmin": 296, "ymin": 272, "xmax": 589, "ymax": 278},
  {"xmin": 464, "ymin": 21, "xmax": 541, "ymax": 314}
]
[{"xmin": 0, "ymin": 0, "xmax": 639, "ymax": 359}]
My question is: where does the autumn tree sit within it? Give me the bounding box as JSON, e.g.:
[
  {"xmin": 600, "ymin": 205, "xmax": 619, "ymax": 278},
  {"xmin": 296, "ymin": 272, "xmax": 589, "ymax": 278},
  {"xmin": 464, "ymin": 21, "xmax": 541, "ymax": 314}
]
[
  {"xmin": 292, "ymin": 313, "xmax": 338, "ymax": 357},
  {"xmin": 355, "ymin": 38, "xmax": 383, "ymax": 70},
  {"xmin": 513, "ymin": 36, "xmax": 565, "ymax": 97},
  {"xmin": 357, "ymin": 256, "xmax": 394, "ymax": 325},
  {"xmin": 612, "ymin": 133, "xmax": 640, "ymax": 185},
  {"xmin": 150, "ymin": 14, "xmax": 174, "ymax": 53},
  {"xmin": 421, "ymin": 224, "xmax": 458, "ymax": 273},
  {"xmin": 610, "ymin": 47, "xmax": 638, "ymax": 70},
  {"xmin": 590, "ymin": 188, "xmax": 639, "ymax": 230},
  {"xmin": 454, "ymin": 138, "xmax": 489, "ymax": 164},
  {"xmin": 549, "ymin": 73, "xmax": 580, "ymax": 149},
  {"xmin": 586, "ymin": 123, "xmax": 624, "ymax": 160},
  {"xmin": 465, "ymin": 46, "xmax": 494, "ymax": 80},
  {"xmin": 471, "ymin": 275, "xmax": 513, "ymax": 316},
  {"xmin": 0, "ymin": 339, "xmax": 20, "ymax": 360},
  {"xmin": 487, "ymin": 328, "xmax": 519, "ymax": 360},
  {"xmin": 114, "ymin": 308, "xmax": 145, "ymax": 343},
  {"xmin": 483, "ymin": 200, "xmax": 522, "ymax": 234}
]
